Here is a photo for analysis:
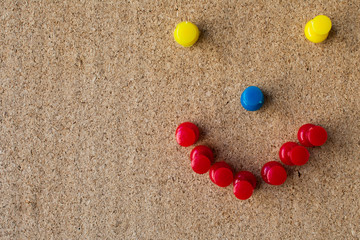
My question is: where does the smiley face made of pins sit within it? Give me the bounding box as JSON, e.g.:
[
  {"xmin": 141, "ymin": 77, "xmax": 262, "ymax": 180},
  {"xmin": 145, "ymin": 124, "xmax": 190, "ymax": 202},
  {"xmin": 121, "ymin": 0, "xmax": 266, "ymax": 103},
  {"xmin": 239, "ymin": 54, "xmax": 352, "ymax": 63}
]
[{"xmin": 174, "ymin": 16, "xmax": 330, "ymax": 200}]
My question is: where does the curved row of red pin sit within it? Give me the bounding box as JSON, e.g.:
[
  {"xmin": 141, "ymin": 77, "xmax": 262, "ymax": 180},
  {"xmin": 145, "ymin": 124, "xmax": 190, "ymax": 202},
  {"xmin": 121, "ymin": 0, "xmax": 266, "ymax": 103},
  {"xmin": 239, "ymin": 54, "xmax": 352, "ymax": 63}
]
[{"xmin": 175, "ymin": 122, "xmax": 327, "ymax": 200}]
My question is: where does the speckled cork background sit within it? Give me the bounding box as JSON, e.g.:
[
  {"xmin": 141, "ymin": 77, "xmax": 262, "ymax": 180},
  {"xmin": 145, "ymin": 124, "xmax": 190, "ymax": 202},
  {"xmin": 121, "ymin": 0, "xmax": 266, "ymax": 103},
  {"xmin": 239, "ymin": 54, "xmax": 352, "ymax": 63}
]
[{"xmin": 0, "ymin": 1, "xmax": 359, "ymax": 239}]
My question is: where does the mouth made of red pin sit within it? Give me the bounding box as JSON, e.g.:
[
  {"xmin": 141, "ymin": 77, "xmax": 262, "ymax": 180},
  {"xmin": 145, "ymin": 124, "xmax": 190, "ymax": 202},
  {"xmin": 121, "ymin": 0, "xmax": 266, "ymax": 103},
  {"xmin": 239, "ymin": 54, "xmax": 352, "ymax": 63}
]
[{"xmin": 175, "ymin": 121, "xmax": 328, "ymax": 200}]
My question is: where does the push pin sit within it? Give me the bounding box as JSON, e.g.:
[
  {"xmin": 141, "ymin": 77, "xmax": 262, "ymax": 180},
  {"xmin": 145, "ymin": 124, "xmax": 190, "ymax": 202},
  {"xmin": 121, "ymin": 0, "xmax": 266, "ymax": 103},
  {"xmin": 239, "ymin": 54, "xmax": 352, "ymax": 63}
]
[
  {"xmin": 297, "ymin": 124, "xmax": 328, "ymax": 147},
  {"xmin": 175, "ymin": 122, "xmax": 199, "ymax": 147},
  {"xmin": 174, "ymin": 21, "xmax": 200, "ymax": 47},
  {"xmin": 190, "ymin": 145, "xmax": 214, "ymax": 174},
  {"xmin": 209, "ymin": 162, "xmax": 233, "ymax": 187},
  {"xmin": 233, "ymin": 171, "xmax": 257, "ymax": 200},
  {"xmin": 240, "ymin": 86, "xmax": 264, "ymax": 111},
  {"xmin": 261, "ymin": 161, "xmax": 287, "ymax": 186},
  {"xmin": 304, "ymin": 15, "xmax": 332, "ymax": 43},
  {"xmin": 279, "ymin": 142, "xmax": 310, "ymax": 166}
]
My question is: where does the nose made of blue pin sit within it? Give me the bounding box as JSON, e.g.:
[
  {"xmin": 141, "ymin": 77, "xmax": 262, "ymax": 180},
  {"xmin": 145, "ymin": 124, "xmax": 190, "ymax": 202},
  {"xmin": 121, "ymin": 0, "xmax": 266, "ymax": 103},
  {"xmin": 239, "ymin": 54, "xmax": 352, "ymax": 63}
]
[{"xmin": 240, "ymin": 86, "xmax": 264, "ymax": 111}]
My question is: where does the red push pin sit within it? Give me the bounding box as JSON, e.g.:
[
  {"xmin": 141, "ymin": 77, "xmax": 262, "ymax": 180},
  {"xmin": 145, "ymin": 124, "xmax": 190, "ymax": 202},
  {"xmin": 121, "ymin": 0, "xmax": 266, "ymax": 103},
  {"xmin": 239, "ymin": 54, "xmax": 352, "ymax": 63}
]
[
  {"xmin": 175, "ymin": 122, "xmax": 199, "ymax": 147},
  {"xmin": 279, "ymin": 142, "xmax": 310, "ymax": 166},
  {"xmin": 209, "ymin": 162, "xmax": 233, "ymax": 187},
  {"xmin": 190, "ymin": 145, "xmax": 214, "ymax": 174},
  {"xmin": 261, "ymin": 161, "xmax": 287, "ymax": 186},
  {"xmin": 233, "ymin": 171, "xmax": 257, "ymax": 200},
  {"xmin": 298, "ymin": 124, "xmax": 327, "ymax": 147}
]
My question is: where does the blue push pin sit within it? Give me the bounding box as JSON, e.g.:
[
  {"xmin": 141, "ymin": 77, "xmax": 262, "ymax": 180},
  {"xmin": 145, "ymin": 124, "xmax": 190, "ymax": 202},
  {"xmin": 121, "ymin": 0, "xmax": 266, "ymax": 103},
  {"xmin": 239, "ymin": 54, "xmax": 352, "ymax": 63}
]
[{"xmin": 240, "ymin": 86, "xmax": 264, "ymax": 111}]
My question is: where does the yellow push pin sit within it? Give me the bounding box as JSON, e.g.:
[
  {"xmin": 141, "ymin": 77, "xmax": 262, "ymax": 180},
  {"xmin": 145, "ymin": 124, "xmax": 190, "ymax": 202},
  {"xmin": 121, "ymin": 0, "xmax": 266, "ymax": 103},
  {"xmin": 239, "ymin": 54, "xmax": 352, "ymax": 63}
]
[
  {"xmin": 304, "ymin": 15, "xmax": 332, "ymax": 43},
  {"xmin": 174, "ymin": 21, "xmax": 200, "ymax": 47}
]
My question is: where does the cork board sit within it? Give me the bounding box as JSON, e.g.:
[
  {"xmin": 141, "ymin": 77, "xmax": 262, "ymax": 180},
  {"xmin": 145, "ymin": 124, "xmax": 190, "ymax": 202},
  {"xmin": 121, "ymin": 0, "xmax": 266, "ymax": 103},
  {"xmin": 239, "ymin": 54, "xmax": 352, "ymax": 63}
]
[{"xmin": 1, "ymin": 1, "xmax": 359, "ymax": 239}]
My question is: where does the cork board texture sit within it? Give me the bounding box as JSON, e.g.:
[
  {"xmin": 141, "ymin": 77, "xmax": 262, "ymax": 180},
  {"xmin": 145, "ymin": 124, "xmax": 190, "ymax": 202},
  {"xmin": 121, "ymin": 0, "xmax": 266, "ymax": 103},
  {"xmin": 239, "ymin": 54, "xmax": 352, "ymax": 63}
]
[{"xmin": 1, "ymin": 1, "xmax": 360, "ymax": 239}]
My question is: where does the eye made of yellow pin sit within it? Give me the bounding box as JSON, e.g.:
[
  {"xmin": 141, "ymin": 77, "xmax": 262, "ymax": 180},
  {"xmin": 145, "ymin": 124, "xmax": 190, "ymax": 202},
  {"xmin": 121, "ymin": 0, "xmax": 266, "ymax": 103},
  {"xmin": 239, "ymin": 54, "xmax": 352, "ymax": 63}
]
[
  {"xmin": 174, "ymin": 21, "xmax": 200, "ymax": 47},
  {"xmin": 304, "ymin": 15, "xmax": 332, "ymax": 43}
]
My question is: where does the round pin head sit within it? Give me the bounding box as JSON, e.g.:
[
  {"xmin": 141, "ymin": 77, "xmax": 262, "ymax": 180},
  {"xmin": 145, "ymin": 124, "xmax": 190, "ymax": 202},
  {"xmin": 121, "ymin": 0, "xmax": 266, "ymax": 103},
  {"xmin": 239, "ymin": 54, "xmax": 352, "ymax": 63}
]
[
  {"xmin": 209, "ymin": 162, "xmax": 233, "ymax": 187},
  {"xmin": 175, "ymin": 122, "xmax": 199, "ymax": 147},
  {"xmin": 233, "ymin": 181, "xmax": 254, "ymax": 200},
  {"xmin": 240, "ymin": 86, "xmax": 264, "ymax": 111},
  {"xmin": 290, "ymin": 146, "xmax": 310, "ymax": 166},
  {"xmin": 233, "ymin": 171, "xmax": 256, "ymax": 200},
  {"xmin": 174, "ymin": 21, "xmax": 200, "ymax": 47},
  {"xmin": 213, "ymin": 167, "xmax": 233, "ymax": 187},
  {"xmin": 308, "ymin": 125, "xmax": 328, "ymax": 146},
  {"xmin": 267, "ymin": 166, "xmax": 286, "ymax": 185},
  {"xmin": 261, "ymin": 161, "xmax": 287, "ymax": 186},
  {"xmin": 191, "ymin": 155, "xmax": 211, "ymax": 174},
  {"xmin": 176, "ymin": 127, "xmax": 196, "ymax": 147}
]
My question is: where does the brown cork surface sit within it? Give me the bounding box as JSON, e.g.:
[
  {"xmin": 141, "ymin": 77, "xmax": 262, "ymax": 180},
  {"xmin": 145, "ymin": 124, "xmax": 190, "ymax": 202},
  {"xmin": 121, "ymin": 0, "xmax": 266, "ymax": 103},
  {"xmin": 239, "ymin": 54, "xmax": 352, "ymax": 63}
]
[{"xmin": 1, "ymin": 1, "xmax": 360, "ymax": 239}]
